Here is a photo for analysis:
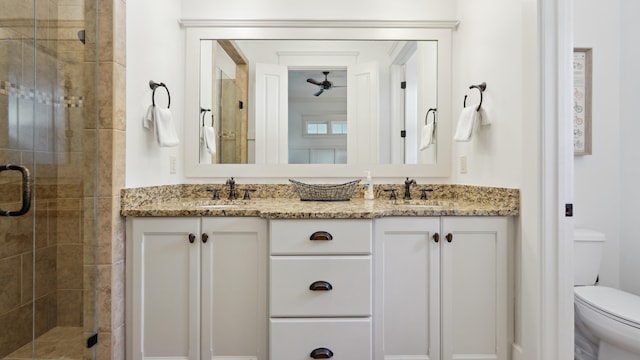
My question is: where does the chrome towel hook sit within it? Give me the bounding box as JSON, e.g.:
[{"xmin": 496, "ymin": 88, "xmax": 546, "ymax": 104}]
[
  {"xmin": 149, "ymin": 80, "xmax": 171, "ymax": 108},
  {"xmin": 463, "ymin": 82, "xmax": 486, "ymax": 111}
]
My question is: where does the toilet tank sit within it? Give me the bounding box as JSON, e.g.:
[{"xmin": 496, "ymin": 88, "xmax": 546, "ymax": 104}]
[{"xmin": 574, "ymin": 228, "xmax": 605, "ymax": 286}]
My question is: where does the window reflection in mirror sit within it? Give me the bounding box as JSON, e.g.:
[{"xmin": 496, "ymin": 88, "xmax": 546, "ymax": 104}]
[{"xmin": 198, "ymin": 39, "xmax": 437, "ymax": 165}]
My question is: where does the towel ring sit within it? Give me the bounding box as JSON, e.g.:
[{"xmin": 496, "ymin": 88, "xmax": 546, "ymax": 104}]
[
  {"xmin": 463, "ymin": 82, "xmax": 486, "ymax": 111},
  {"xmin": 425, "ymin": 108, "xmax": 437, "ymax": 125},
  {"xmin": 149, "ymin": 80, "xmax": 171, "ymax": 108}
]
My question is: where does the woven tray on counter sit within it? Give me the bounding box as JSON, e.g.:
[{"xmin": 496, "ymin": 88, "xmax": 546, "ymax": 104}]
[{"xmin": 289, "ymin": 179, "xmax": 361, "ymax": 201}]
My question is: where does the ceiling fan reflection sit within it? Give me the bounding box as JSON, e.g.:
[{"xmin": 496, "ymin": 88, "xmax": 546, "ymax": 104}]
[{"xmin": 306, "ymin": 71, "xmax": 346, "ymax": 96}]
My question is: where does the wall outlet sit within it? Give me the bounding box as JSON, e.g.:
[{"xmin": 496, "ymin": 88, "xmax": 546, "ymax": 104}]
[
  {"xmin": 459, "ymin": 155, "xmax": 467, "ymax": 174},
  {"xmin": 169, "ymin": 155, "xmax": 177, "ymax": 174}
]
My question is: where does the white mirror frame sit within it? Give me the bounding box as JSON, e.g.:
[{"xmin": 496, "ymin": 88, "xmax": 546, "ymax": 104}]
[{"xmin": 182, "ymin": 20, "xmax": 457, "ymax": 180}]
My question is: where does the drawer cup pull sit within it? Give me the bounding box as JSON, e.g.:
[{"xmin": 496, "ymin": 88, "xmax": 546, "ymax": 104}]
[
  {"xmin": 310, "ymin": 231, "xmax": 333, "ymax": 241},
  {"xmin": 310, "ymin": 347, "xmax": 334, "ymax": 359},
  {"xmin": 309, "ymin": 280, "xmax": 333, "ymax": 291}
]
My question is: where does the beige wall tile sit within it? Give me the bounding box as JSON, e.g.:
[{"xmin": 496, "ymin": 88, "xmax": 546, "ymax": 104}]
[
  {"xmin": 82, "ymin": 196, "xmax": 97, "ymax": 266},
  {"xmin": 112, "ymin": 0, "xmax": 126, "ymax": 67},
  {"xmin": 0, "ymin": 303, "xmax": 32, "ymax": 359},
  {"xmin": 97, "ymin": 264, "xmax": 112, "ymax": 332},
  {"xmin": 35, "ymin": 246, "xmax": 57, "ymax": 298},
  {"xmin": 57, "ymin": 289, "xmax": 82, "ymax": 326},
  {"xmin": 34, "ymin": 293, "xmax": 56, "ymax": 337},
  {"xmin": 83, "ymin": 129, "xmax": 98, "ymax": 196},
  {"xmin": 113, "ymin": 129, "xmax": 126, "ymax": 190},
  {"xmin": 0, "ymin": 222, "xmax": 31, "ymax": 259},
  {"xmin": 58, "ymin": 244, "xmax": 83, "ymax": 289},
  {"xmin": 96, "ymin": 197, "xmax": 115, "ymax": 265},
  {"xmin": 83, "ymin": 264, "xmax": 96, "ymax": 332},
  {"xmin": 98, "ymin": 62, "xmax": 115, "ymax": 129},
  {"xmin": 98, "ymin": 0, "xmax": 114, "ymax": 64},
  {"xmin": 112, "ymin": 260, "xmax": 124, "ymax": 329},
  {"xmin": 96, "ymin": 331, "xmax": 112, "ymax": 359},
  {"xmin": 0, "ymin": 256, "xmax": 21, "ymax": 315},
  {"xmin": 111, "ymin": 199, "xmax": 125, "ymax": 264},
  {"xmin": 112, "ymin": 64, "xmax": 126, "ymax": 131},
  {"xmin": 97, "ymin": 130, "xmax": 114, "ymax": 198},
  {"xmin": 21, "ymin": 252, "xmax": 33, "ymax": 305}
]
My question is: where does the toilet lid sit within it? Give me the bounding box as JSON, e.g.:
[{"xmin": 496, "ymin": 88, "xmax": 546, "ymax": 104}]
[{"xmin": 575, "ymin": 286, "xmax": 640, "ymax": 327}]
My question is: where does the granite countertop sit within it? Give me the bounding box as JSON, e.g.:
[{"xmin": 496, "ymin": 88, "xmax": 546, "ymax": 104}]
[{"xmin": 121, "ymin": 183, "xmax": 519, "ymax": 219}]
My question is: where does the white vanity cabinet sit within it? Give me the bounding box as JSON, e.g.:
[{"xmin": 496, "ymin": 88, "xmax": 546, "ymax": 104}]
[
  {"xmin": 373, "ymin": 216, "xmax": 511, "ymax": 360},
  {"xmin": 269, "ymin": 219, "xmax": 373, "ymax": 360},
  {"xmin": 126, "ymin": 217, "xmax": 268, "ymax": 360}
]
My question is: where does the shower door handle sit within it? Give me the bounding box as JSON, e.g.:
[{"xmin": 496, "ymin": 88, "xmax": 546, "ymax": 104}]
[{"xmin": 0, "ymin": 165, "xmax": 31, "ymax": 216}]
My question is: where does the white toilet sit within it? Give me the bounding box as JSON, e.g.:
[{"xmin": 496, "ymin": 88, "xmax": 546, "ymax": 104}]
[{"xmin": 574, "ymin": 228, "xmax": 640, "ymax": 360}]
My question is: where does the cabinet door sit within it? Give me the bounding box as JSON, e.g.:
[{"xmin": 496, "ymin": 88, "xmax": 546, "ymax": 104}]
[
  {"xmin": 128, "ymin": 217, "xmax": 201, "ymax": 360},
  {"xmin": 440, "ymin": 217, "xmax": 509, "ymax": 360},
  {"xmin": 201, "ymin": 217, "xmax": 268, "ymax": 360},
  {"xmin": 373, "ymin": 217, "xmax": 440, "ymax": 360}
]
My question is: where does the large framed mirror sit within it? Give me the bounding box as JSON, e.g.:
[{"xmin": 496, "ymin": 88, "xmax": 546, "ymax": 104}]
[{"xmin": 183, "ymin": 20, "xmax": 456, "ymax": 179}]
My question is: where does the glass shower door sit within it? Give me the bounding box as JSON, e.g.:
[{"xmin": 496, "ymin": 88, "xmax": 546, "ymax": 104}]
[
  {"xmin": 0, "ymin": 2, "xmax": 39, "ymax": 357},
  {"xmin": 0, "ymin": 1, "xmax": 98, "ymax": 359}
]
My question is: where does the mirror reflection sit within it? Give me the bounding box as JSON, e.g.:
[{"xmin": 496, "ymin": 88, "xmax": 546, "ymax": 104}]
[{"xmin": 198, "ymin": 40, "xmax": 438, "ymax": 165}]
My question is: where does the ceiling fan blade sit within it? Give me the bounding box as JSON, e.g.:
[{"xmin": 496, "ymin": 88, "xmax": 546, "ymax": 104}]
[
  {"xmin": 307, "ymin": 78, "xmax": 322, "ymax": 86},
  {"xmin": 313, "ymin": 89, "xmax": 324, "ymax": 96}
]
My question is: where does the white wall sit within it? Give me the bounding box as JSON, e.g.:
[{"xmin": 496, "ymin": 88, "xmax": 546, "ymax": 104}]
[
  {"xmin": 449, "ymin": 0, "xmax": 524, "ymax": 188},
  {"xmin": 125, "ymin": 0, "xmax": 184, "ymax": 187},
  {"xmin": 619, "ymin": 0, "xmax": 640, "ymax": 296},
  {"xmin": 127, "ymin": 0, "xmax": 529, "ymax": 187},
  {"xmin": 181, "ymin": 0, "xmax": 455, "ymax": 21},
  {"xmin": 573, "ymin": 0, "xmax": 621, "ymax": 288}
]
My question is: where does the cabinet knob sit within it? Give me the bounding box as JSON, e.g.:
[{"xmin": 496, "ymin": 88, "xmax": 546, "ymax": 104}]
[
  {"xmin": 433, "ymin": 233, "xmax": 440, "ymax": 243},
  {"xmin": 201, "ymin": 233, "xmax": 209, "ymax": 244},
  {"xmin": 309, "ymin": 280, "xmax": 333, "ymax": 291},
  {"xmin": 310, "ymin": 231, "xmax": 333, "ymax": 241},
  {"xmin": 188, "ymin": 233, "xmax": 196, "ymax": 244},
  {"xmin": 446, "ymin": 233, "xmax": 453, "ymax": 243},
  {"xmin": 310, "ymin": 347, "xmax": 334, "ymax": 359}
]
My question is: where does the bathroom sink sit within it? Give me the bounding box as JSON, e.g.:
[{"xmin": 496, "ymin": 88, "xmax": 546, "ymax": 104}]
[
  {"xmin": 391, "ymin": 200, "xmax": 452, "ymax": 208},
  {"xmin": 181, "ymin": 200, "xmax": 246, "ymax": 209}
]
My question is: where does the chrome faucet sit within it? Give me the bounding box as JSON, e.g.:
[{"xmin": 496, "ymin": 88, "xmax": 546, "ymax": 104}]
[
  {"xmin": 404, "ymin": 177, "xmax": 416, "ymax": 200},
  {"xmin": 225, "ymin": 177, "xmax": 237, "ymax": 200}
]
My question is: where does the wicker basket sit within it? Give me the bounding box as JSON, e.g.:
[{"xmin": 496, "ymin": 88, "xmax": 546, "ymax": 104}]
[{"xmin": 289, "ymin": 179, "xmax": 361, "ymax": 201}]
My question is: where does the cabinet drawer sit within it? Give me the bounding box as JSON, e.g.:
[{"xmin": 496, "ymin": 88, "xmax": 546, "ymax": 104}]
[
  {"xmin": 271, "ymin": 318, "xmax": 371, "ymax": 360},
  {"xmin": 270, "ymin": 256, "xmax": 372, "ymax": 317},
  {"xmin": 270, "ymin": 219, "xmax": 372, "ymax": 255}
]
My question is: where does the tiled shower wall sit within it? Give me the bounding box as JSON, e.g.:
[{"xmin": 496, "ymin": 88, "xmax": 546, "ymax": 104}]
[
  {"xmin": 92, "ymin": 0, "xmax": 126, "ymax": 358},
  {"xmin": 0, "ymin": 0, "xmax": 126, "ymax": 358}
]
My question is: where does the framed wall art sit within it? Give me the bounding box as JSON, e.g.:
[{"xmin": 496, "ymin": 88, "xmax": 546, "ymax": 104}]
[{"xmin": 573, "ymin": 48, "xmax": 592, "ymax": 155}]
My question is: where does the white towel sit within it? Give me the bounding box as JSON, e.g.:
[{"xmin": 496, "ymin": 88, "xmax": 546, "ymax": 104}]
[
  {"xmin": 143, "ymin": 105, "xmax": 154, "ymax": 130},
  {"xmin": 144, "ymin": 105, "xmax": 180, "ymax": 147},
  {"xmin": 454, "ymin": 105, "xmax": 478, "ymax": 142},
  {"xmin": 419, "ymin": 122, "xmax": 435, "ymax": 150},
  {"xmin": 478, "ymin": 106, "xmax": 491, "ymax": 125},
  {"xmin": 202, "ymin": 125, "xmax": 217, "ymax": 155}
]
